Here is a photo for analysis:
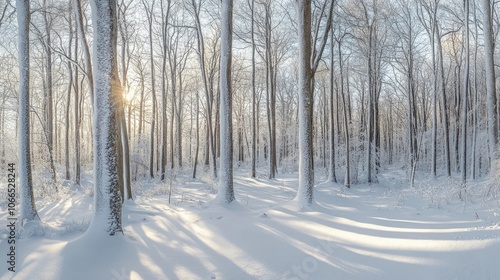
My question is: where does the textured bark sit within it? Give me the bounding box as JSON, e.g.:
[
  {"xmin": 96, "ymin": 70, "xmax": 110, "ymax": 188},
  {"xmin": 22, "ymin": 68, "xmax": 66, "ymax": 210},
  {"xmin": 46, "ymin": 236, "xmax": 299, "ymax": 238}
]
[
  {"xmin": 90, "ymin": 0, "xmax": 122, "ymax": 235},
  {"xmin": 65, "ymin": 9, "xmax": 73, "ymax": 181},
  {"xmin": 74, "ymin": 29, "xmax": 81, "ymax": 186},
  {"xmin": 160, "ymin": 0, "xmax": 170, "ymax": 180},
  {"xmin": 295, "ymin": 0, "xmax": 314, "ymax": 206},
  {"xmin": 193, "ymin": 90, "xmax": 200, "ymax": 178},
  {"xmin": 250, "ymin": 0, "xmax": 256, "ymax": 178},
  {"xmin": 216, "ymin": 0, "xmax": 235, "ymax": 204},
  {"xmin": 17, "ymin": 0, "xmax": 40, "ymax": 224},
  {"xmin": 142, "ymin": 0, "xmax": 156, "ymax": 179},
  {"xmin": 461, "ymin": 0, "xmax": 469, "ymax": 185},
  {"xmin": 264, "ymin": 2, "xmax": 277, "ymax": 179},
  {"xmin": 327, "ymin": 29, "xmax": 336, "ymax": 183},
  {"xmin": 430, "ymin": 12, "xmax": 438, "ymax": 178},
  {"xmin": 436, "ymin": 31, "xmax": 451, "ymax": 177},
  {"xmin": 483, "ymin": 0, "xmax": 498, "ymax": 164},
  {"xmin": 73, "ymin": 0, "xmax": 94, "ymax": 104},
  {"xmin": 43, "ymin": 0, "xmax": 56, "ymax": 183}
]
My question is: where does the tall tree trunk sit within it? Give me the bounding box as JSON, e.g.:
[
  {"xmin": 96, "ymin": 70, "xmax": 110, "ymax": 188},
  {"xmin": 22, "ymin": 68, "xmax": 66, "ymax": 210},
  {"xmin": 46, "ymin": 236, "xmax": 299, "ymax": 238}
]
[
  {"xmin": 89, "ymin": 0, "xmax": 122, "ymax": 235},
  {"xmin": 142, "ymin": 0, "xmax": 156, "ymax": 179},
  {"xmin": 483, "ymin": 0, "xmax": 498, "ymax": 165},
  {"xmin": 118, "ymin": 1, "xmax": 132, "ymax": 200},
  {"xmin": 190, "ymin": 0, "xmax": 217, "ymax": 178},
  {"xmin": 160, "ymin": 0, "xmax": 170, "ymax": 180},
  {"xmin": 430, "ymin": 15, "xmax": 438, "ymax": 178},
  {"xmin": 216, "ymin": 0, "xmax": 235, "ymax": 204},
  {"xmin": 250, "ymin": 0, "xmax": 256, "ymax": 178},
  {"xmin": 73, "ymin": 0, "xmax": 94, "ymax": 104},
  {"xmin": 170, "ymin": 69, "xmax": 175, "ymax": 169},
  {"xmin": 192, "ymin": 89, "xmax": 200, "ymax": 178},
  {"xmin": 177, "ymin": 71, "xmax": 184, "ymax": 168},
  {"xmin": 17, "ymin": 0, "xmax": 40, "ymax": 224},
  {"xmin": 264, "ymin": 2, "xmax": 277, "ymax": 179},
  {"xmin": 436, "ymin": 28, "xmax": 451, "ymax": 177},
  {"xmin": 74, "ymin": 29, "xmax": 81, "ymax": 186},
  {"xmin": 65, "ymin": 10, "xmax": 73, "ymax": 181},
  {"xmin": 295, "ymin": 0, "xmax": 314, "ymax": 207},
  {"xmin": 461, "ymin": 0, "xmax": 470, "ymax": 186},
  {"xmin": 341, "ymin": 52, "xmax": 350, "ymax": 188},
  {"xmin": 43, "ymin": 0, "xmax": 56, "ymax": 184},
  {"xmin": 327, "ymin": 29, "xmax": 336, "ymax": 183}
]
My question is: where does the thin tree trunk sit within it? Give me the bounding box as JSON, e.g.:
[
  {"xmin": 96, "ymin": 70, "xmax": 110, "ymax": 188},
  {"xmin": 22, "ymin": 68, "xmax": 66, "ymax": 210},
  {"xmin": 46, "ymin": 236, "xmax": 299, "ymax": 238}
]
[
  {"xmin": 430, "ymin": 15, "xmax": 438, "ymax": 178},
  {"xmin": 461, "ymin": 0, "xmax": 470, "ymax": 187},
  {"xmin": 73, "ymin": 0, "xmax": 94, "ymax": 104},
  {"xmin": 160, "ymin": 0, "xmax": 170, "ymax": 180},
  {"xmin": 142, "ymin": 0, "xmax": 156, "ymax": 179},
  {"xmin": 43, "ymin": 0, "xmax": 56, "ymax": 184},
  {"xmin": 190, "ymin": 0, "xmax": 217, "ymax": 178},
  {"xmin": 192, "ymin": 89, "xmax": 200, "ymax": 178},
  {"xmin": 250, "ymin": 0, "xmax": 256, "ymax": 178},
  {"xmin": 65, "ymin": 10, "xmax": 73, "ymax": 181},
  {"xmin": 74, "ymin": 30, "xmax": 81, "ymax": 186},
  {"xmin": 327, "ymin": 29, "xmax": 336, "ymax": 183},
  {"xmin": 436, "ymin": 29, "xmax": 451, "ymax": 177}
]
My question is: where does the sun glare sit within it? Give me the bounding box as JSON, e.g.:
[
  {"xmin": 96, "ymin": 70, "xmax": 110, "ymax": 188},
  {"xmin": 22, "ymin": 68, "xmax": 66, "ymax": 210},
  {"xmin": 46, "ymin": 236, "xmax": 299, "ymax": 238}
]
[{"xmin": 123, "ymin": 86, "xmax": 135, "ymax": 102}]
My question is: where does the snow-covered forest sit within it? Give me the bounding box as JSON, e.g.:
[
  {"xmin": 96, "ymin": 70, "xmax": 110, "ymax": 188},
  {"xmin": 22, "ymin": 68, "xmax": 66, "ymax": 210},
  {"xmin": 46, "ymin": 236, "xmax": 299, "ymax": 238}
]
[{"xmin": 1, "ymin": 0, "xmax": 500, "ymax": 279}]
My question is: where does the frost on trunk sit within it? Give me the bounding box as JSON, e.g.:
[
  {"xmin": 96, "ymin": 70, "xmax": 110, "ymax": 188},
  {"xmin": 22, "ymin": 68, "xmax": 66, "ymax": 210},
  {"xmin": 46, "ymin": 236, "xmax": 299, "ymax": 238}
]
[
  {"xmin": 89, "ymin": 0, "xmax": 122, "ymax": 235},
  {"xmin": 295, "ymin": 0, "xmax": 314, "ymax": 207},
  {"xmin": 483, "ymin": 0, "xmax": 497, "ymax": 163},
  {"xmin": 216, "ymin": 0, "xmax": 235, "ymax": 204},
  {"xmin": 250, "ymin": 0, "xmax": 257, "ymax": 178},
  {"xmin": 461, "ymin": 0, "xmax": 470, "ymax": 186},
  {"xmin": 73, "ymin": 0, "xmax": 94, "ymax": 104},
  {"xmin": 327, "ymin": 27, "xmax": 336, "ymax": 183},
  {"xmin": 17, "ymin": 0, "xmax": 39, "ymax": 224}
]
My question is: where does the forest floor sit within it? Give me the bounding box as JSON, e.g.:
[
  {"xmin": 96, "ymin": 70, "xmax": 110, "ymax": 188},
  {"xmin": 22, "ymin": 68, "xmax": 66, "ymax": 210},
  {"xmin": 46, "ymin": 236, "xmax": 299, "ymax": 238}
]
[{"xmin": 1, "ymin": 168, "xmax": 500, "ymax": 280}]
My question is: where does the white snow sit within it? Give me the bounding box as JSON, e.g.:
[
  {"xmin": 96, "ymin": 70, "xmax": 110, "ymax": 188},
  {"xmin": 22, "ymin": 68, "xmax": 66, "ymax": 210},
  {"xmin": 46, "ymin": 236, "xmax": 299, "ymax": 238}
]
[{"xmin": 2, "ymin": 169, "xmax": 500, "ymax": 280}]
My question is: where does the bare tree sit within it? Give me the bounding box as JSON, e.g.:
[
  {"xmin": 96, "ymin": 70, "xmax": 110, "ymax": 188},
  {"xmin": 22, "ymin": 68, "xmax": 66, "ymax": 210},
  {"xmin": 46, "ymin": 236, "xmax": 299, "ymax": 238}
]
[
  {"xmin": 159, "ymin": 0, "xmax": 171, "ymax": 181},
  {"xmin": 73, "ymin": 0, "xmax": 94, "ymax": 103},
  {"xmin": 188, "ymin": 0, "xmax": 218, "ymax": 178},
  {"xmin": 327, "ymin": 26, "xmax": 336, "ymax": 183},
  {"xmin": 17, "ymin": 0, "xmax": 39, "ymax": 225},
  {"xmin": 483, "ymin": 0, "xmax": 497, "ymax": 165},
  {"xmin": 250, "ymin": 0, "xmax": 257, "ymax": 178},
  {"xmin": 461, "ymin": 0, "xmax": 470, "ymax": 187},
  {"xmin": 295, "ymin": 0, "xmax": 334, "ymax": 207},
  {"xmin": 216, "ymin": 0, "xmax": 235, "ymax": 204},
  {"xmin": 88, "ymin": 0, "xmax": 122, "ymax": 235},
  {"xmin": 142, "ymin": 0, "xmax": 157, "ymax": 179}
]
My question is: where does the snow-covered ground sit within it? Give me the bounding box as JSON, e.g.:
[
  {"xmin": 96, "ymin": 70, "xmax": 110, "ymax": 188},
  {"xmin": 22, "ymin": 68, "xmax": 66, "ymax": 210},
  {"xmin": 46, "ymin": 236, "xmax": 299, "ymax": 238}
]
[{"xmin": 1, "ymin": 169, "xmax": 500, "ymax": 280}]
